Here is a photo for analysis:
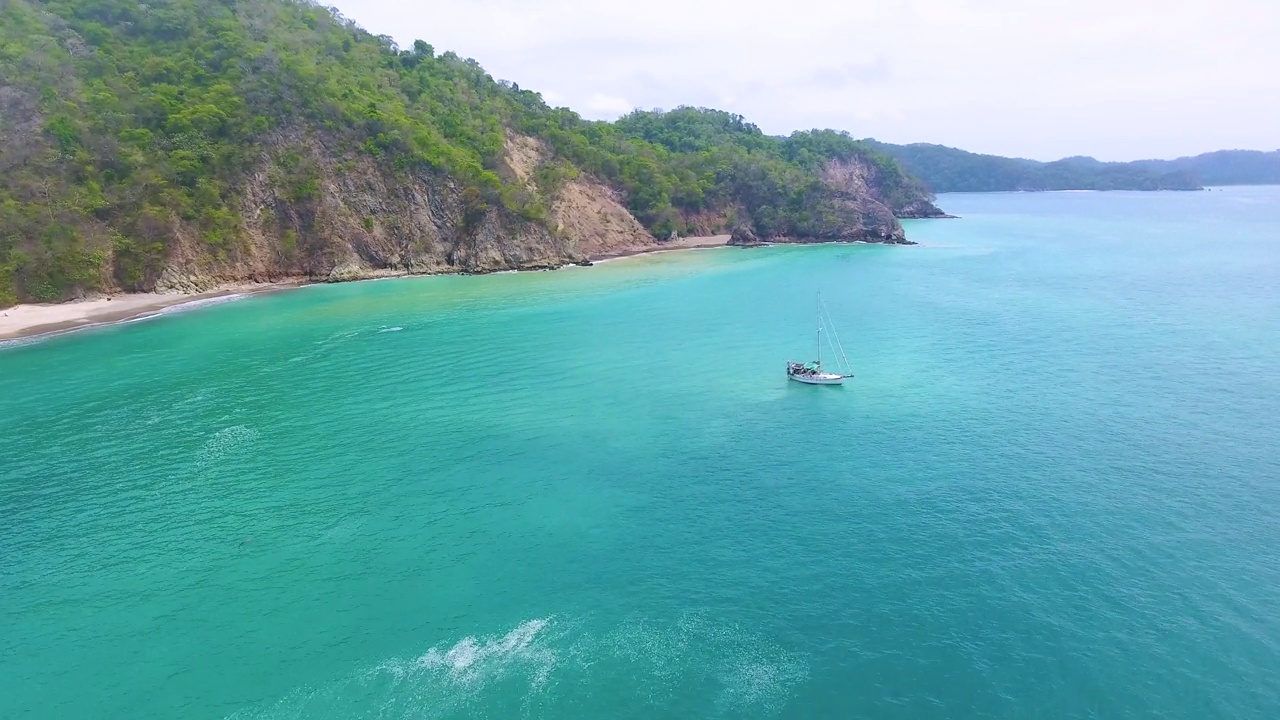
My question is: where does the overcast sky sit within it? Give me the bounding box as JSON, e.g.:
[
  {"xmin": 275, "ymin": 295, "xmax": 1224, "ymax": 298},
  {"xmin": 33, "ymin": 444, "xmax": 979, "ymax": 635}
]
[{"xmin": 330, "ymin": 0, "xmax": 1279, "ymax": 161}]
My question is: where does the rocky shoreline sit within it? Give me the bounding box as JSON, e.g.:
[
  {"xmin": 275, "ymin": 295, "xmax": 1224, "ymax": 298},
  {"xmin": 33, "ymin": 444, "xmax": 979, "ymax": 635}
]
[
  {"xmin": 1, "ymin": 230, "xmax": 936, "ymax": 343},
  {"xmin": 0, "ymin": 237, "xmax": 718, "ymax": 342},
  {"xmin": 728, "ymin": 224, "xmax": 920, "ymax": 247}
]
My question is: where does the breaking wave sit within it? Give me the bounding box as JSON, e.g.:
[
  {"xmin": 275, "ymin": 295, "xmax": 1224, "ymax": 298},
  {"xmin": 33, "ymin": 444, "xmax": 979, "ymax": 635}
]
[
  {"xmin": 228, "ymin": 618, "xmax": 557, "ymax": 720},
  {"xmin": 373, "ymin": 617, "xmax": 555, "ymax": 689},
  {"xmin": 156, "ymin": 293, "xmax": 247, "ymax": 315},
  {"xmin": 227, "ymin": 613, "xmax": 806, "ymax": 719}
]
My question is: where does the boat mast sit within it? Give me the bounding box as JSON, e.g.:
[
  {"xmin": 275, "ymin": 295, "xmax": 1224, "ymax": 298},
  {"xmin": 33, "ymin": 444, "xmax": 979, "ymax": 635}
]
[{"xmin": 816, "ymin": 292, "xmax": 822, "ymax": 365}]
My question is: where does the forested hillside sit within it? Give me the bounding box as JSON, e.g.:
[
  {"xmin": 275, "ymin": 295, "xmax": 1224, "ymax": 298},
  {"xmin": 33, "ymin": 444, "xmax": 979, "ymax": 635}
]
[
  {"xmin": 865, "ymin": 141, "xmax": 1204, "ymax": 193},
  {"xmin": 1133, "ymin": 150, "xmax": 1280, "ymax": 186},
  {"xmin": 0, "ymin": 0, "xmax": 942, "ymax": 306}
]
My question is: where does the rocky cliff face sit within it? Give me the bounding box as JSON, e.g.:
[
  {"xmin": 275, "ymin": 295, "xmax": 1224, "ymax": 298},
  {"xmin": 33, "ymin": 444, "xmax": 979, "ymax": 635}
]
[
  {"xmin": 810, "ymin": 157, "xmax": 909, "ymax": 243},
  {"xmin": 689, "ymin": 153, "xmax": 947, "ymax": 247},
  {"xmin": 146, "ymin": 135, "xmax": 939, "ymax": 293},
  {"xmin": 820, "ymin": 156, "xmax": 948, "ymax": 222},
  {"xmin": 150, "ymin": 132, "xmax": 663, "ymax": 293}
]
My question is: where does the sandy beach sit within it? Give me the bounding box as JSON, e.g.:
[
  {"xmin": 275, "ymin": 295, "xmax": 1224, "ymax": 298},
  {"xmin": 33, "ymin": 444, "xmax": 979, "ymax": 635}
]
[
  {"xmin": 590, "ymin": 234, "xmax": 731, "ymax": 262},
  {"xmin": 0, "ymin": 237, "xmax": 734, "ymax": 343},
  {"xmin": 0, "ymin": 283, "xmax": 300, "ymax": 343}
]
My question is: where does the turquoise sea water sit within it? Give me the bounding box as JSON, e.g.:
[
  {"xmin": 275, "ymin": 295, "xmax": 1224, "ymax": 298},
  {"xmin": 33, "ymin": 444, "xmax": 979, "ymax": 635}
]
[{"xmin": 3, "ymin": 188, "xmax": 1279, "ymax": 719}]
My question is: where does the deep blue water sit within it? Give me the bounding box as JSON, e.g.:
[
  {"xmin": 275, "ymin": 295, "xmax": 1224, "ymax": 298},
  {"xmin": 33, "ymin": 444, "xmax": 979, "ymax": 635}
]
[{"xmin": 2, "ymin": 187, "xmax": 1278, "ymax": 719}]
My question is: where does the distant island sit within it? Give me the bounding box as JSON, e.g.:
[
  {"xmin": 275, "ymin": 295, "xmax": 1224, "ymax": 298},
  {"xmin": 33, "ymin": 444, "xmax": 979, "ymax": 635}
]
[
  {"xmin": 1130, "ymin": 150, "xmax": 1280, "ymax": 187},
  {"xmin": 862, "ymin": 141, "xmax": 1205, "ymax": 193},
  {"xmin": 864, "ymin": 142, "xmax": 1280, "ymax": 193}
]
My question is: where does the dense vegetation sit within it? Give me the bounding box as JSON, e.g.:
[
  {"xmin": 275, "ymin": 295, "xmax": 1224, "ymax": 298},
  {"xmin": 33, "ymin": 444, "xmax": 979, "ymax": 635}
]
[
  {"xmin": 613, "ymin": 110, "xmax": 938, "ymax": 230},
  {"xmin": 864, "ymin": 141, "xmax": 1204, "ymax": 193},
  {"xmin": 0, "ymin": 0, "xmax": 933, "ymax": 305}
]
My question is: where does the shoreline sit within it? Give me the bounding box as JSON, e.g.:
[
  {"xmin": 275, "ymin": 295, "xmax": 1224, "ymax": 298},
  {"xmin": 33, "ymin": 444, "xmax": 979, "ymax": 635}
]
[
  {"xmin": 0, "ymin": 282, "xmax": 306, "ymax": 344},
  {"xmin": 2, "ymin": 233, "xmax": 895, "ymax": 344},
  {"xmin": 0, "ymin": 237, "xmax": 734, "ymax": 344},
  {"xmin": 588, "ymin": 234, "xmax": 731, "ymax": 262}
]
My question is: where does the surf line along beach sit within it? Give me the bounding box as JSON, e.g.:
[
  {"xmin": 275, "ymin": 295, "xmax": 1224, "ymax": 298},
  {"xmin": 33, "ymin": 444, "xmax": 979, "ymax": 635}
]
[
  {"xmin": 0, "ymin": 236, "xmax": 733, "ymax": 344},
  {"xmin": 0, "ymin": 285, "xmax": 291, "ymax": 343}
]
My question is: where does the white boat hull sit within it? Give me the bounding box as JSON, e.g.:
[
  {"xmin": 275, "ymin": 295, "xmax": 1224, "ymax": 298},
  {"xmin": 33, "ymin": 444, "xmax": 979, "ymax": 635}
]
[{"xmin": 788, "ymin": 372, "xmax": 845, "ymax": 385}]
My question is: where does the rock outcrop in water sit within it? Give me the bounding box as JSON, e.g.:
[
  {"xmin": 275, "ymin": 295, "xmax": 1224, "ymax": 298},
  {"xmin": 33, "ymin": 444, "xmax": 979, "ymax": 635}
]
[{"xmin": 0, "ymin": 0, "xmax": 944, "ymax": 306}]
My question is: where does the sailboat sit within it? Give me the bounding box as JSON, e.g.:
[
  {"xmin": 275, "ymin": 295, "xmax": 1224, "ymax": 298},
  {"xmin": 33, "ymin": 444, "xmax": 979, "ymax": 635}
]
[{"xmin": 787, "ymin": 292, "xmax": 854, "ymax": 385}]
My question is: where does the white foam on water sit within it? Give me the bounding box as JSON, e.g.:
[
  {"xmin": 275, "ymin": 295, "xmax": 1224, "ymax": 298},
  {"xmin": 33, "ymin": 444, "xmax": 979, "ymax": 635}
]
[
  {"xmin": 316, "ymin": 329, "xmax": 361, "ymax": 346},
  {"xmin": 287, "ymin": 329, "xmax": 362, "ymax": 363},
  {"xmin": 716, "ymin": 654, "xmax": 810, "ymax": 715},
  {"xmin": 156, "ymin": 293, "xmax": 247, "ymax": 315},
  {"xmin": 225, "ymin": 613, "xmax": 807, "ymax": 719},
  {"xmin": 115, "ymin": 294, "xmax": 247, "ymax": 328},
  {"xmin": 194, "ymin": 425, "xmax": 261, "ymax": 471},
  {"xmin": 581, "ymin": 611, "xmax": 809, "ymax": 714},
  {"xmin": 0, "ymin": 334, "xmax": 49, "ymax": 349},
  {"xmin": 377, "ymin": 326, "xmax": 404, "ymax": 333},
  {"xmin": 227, "ymin": 618, "xmax": 557, "ymax": 720},
  {"xmin": 406, "ymin": 618, "xmax": 554, "ymax": 689},
  {"xmin": 1, "ymin": 294, "xmax": 250, "ymax": 349}
]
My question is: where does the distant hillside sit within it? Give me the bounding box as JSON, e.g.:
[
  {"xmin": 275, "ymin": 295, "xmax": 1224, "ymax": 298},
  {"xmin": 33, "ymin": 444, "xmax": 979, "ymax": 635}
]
[
  {"xmin": 0, "ymin": 0, "xmax": 943, "ymax": 306},
  {"xmin": 864, "ymin": 141, "xmax": 1204, "ymax": 193},
  {"xmin": 1132, "ymin": 150, "xmax": 1280, "ymax": 186}
]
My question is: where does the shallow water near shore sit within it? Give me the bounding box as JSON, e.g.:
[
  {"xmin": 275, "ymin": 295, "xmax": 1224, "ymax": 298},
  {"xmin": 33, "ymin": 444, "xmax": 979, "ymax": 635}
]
[{"xmin": 2, "ymin": 187, "xmax": 1279, "ymax": 719}]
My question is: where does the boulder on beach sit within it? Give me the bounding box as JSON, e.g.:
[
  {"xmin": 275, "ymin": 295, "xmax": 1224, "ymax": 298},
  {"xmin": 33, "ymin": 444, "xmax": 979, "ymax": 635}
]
[{"xmin": 729, "ymin": 225, "xmax": 763, "ymax": 247}]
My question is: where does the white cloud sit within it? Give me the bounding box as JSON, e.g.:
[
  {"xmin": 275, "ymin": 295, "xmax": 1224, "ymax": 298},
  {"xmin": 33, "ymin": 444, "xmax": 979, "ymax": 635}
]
[
  {"xmin": 539, "ymin": 89, "xmax": 568, "ymax": 108},
  {"xmin": 330, "ymin": 0, "xmax": 1280, "ymax": 160},
  {"xmin": 582, "ymin": 93, "xmax": 634, "ymax": 119}
]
